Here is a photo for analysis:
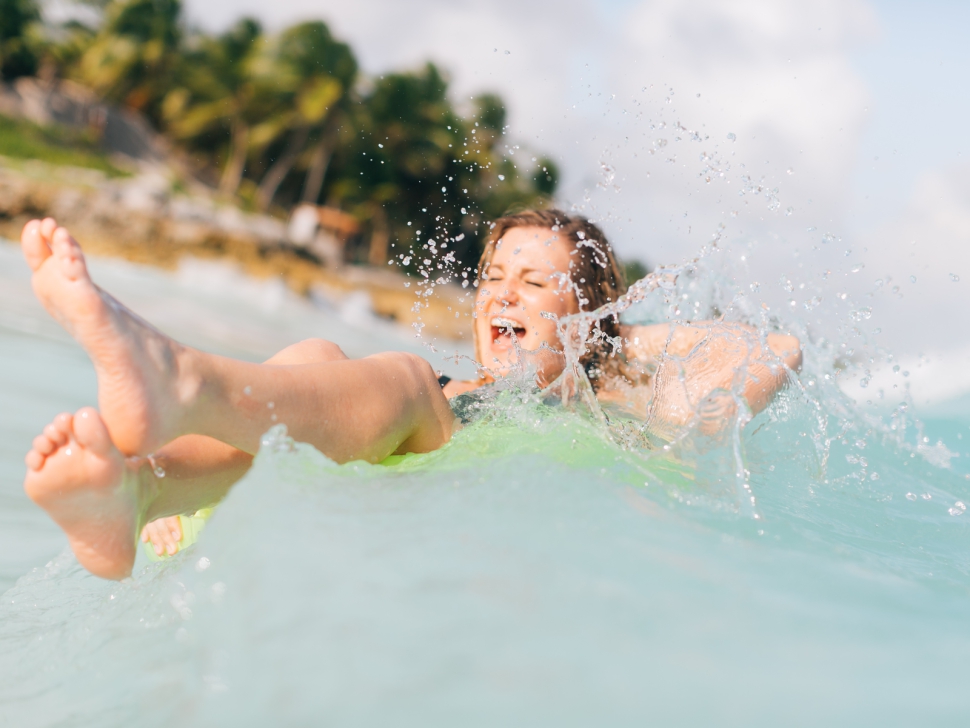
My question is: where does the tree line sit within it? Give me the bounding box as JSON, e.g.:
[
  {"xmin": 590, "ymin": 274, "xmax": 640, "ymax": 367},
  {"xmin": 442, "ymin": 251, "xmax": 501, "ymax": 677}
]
[{"xmin": 0, "ymin": 0, "xmax": 559, "ymax": 272}]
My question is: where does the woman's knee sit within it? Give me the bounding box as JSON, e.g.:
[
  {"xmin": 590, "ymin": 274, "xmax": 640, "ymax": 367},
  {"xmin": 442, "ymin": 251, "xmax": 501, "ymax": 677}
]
[{"xmin": 266, "ymin": 339, "xmax": 348, "ymax": 365}]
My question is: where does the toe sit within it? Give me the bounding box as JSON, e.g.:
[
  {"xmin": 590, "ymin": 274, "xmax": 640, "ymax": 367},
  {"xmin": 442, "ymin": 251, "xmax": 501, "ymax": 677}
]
[
  {"xmin": 32, "ymin": 433, "xmax": 55, "ymax": 455},
  {"xmin": 25, "ymin": 449, "xmax": 44, "ymax": 471},
  {"xmin": 20, "ymin": 220, "xmax": 52, "ymax": 271},
  {"xmin": 47, "ymin": 412, "xmax": 74, "ymax": 446},
  {"xmin": 51, "ymin": 228, "xmax": 87, "ymax": 282},
  {"xmin": 52, "ymin": 411, "xmax": 73, "ymax": 434},
  {"xmin": 73, "ymin": 407, "xmax": 114, "ymax": 457},
  {"xmin": 44, "ymin": 421, "xmax": 69, "ymax": 447},
  {"xmin": 40, "ymin": 218, "xmax": 58, "ymax": 240}
]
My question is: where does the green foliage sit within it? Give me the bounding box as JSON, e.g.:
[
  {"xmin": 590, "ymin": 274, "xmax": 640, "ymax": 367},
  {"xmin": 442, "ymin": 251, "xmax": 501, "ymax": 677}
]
[
  {"xmin": 621, "ymin": 259, "xmax": 650, "ymax": 287},
  {"xmin": 274, "ymin": 22, "xmax": 356, "ymax": 92},
  {"xmin": 324, "ymin": 64, "xmax": 553, "ymax": 272},
  {"xmin": 73, "ymin": 0, "xmax": 182, "ymax": 114},
  {"xmin": 0, "ymin": 0, "xmax": 41, "ymax": 80},
  {"xmin": 246, "ymin": 21, "xmax": 359, "ymax": 209},
  {"xmin": 0, "ymin": 113, "xmax": 126, "ymax": 175},
  {"xmin": 533, "ymin": 157, "xmax": 559, "ymax": 196},
  {"xmin": 474, "ymin": 94, "xmax": 506, "ymax": 131},
  {"xmin": 159, "ymin": 17, "xmax": 267, "ymax": 193}
]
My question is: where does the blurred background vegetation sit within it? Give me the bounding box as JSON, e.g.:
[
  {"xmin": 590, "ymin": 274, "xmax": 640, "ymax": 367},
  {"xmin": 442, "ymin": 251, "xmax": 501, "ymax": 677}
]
[{"xmin": 0, "ymin": 0, "xmax": 561, "ymax": 273}]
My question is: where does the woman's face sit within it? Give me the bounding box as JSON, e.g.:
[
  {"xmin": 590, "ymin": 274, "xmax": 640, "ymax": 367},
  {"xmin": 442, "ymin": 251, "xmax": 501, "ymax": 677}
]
[{"xmin": 474, "ymin": 225, "xmax": 579, "ymax": 376}]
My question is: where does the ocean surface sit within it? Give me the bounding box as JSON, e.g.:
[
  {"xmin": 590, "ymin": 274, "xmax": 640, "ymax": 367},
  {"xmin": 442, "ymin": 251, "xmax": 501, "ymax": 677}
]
[{"xmin": 1, "ymin": 238, "xmax": 969, "ymax": 727}]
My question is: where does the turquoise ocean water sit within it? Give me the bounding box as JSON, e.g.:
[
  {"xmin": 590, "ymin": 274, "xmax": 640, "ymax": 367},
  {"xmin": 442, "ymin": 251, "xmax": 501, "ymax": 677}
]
[{"xmin": 1, "ymin": 239, "xmax": 969, "ymax": 726}]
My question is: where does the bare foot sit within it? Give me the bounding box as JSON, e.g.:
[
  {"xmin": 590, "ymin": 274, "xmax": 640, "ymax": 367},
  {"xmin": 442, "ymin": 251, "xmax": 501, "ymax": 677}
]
[
  {"xmin": 21, "ymin": 219, "xmax": 196, "ymax": 455},
  {"xmin": 24, "ymin": 408, "xmax": 143, "ymax": 580}
]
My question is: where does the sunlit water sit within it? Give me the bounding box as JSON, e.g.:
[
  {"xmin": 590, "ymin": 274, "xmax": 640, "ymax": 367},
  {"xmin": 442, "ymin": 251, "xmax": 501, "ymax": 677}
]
[{"xmin": 2, "ymin": 239, "xmax": 970, "ymax": 726}]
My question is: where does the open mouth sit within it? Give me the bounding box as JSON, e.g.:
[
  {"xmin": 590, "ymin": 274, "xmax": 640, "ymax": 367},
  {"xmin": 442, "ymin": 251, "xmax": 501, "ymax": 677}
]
[{"xmin": 490, "ymin": 316, "xmax": 526, "ymax": 343}]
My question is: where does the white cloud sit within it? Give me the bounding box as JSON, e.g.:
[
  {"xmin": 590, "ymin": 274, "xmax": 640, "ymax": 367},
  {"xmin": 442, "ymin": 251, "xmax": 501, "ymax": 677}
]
[{"xmin": 853, "ymin": 161, "xmax": 970, "ymax": 355}]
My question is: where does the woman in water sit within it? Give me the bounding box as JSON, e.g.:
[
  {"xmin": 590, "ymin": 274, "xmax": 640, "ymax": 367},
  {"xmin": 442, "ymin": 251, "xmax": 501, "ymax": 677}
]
[{"xmin": 21, "ymin": 210, "xmax": 801, "ymax": 579}]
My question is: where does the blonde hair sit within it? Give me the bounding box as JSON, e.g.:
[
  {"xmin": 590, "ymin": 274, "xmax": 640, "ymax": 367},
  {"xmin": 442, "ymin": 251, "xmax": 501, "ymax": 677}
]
[{"xmin": 476, "ymin": 209, "xmax": 628, "ymax": 388}]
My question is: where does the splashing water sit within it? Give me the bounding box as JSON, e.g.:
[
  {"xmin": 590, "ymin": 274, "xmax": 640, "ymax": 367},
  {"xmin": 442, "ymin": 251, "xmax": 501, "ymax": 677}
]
[{"xmin": 2, "ymin": 233, "xmax": 970, "ymax": 726}]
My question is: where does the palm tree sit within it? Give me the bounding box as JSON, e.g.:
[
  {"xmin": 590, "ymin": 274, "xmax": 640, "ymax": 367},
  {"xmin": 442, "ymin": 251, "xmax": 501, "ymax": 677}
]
[
  {"xmin": 160, "ymin": 17, "xmax": 264, "ymax": 195},
  {"xmin": 325, "ymin": 66, "xmax": 556, "ymax": 269},
  {"xmin": 72, "ymin": 0, "xmax": 182, "ymax": 117},
  {"xmin": 251, "ymin": 21, "xmax": 357, "ymax": 211}
]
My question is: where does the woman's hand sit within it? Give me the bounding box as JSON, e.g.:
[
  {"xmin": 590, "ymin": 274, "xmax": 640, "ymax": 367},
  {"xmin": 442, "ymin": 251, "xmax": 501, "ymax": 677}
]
[
  {"xmin": 140, "ymin": 515, "xmax": 182, "ymax": 556},
  {"xmin": 520, "ymin": 345, "xmax": 567, "ymax": 388},
  {"xmin": 622, "ymin": 321, "xmax": 802, "ymax": 431}
]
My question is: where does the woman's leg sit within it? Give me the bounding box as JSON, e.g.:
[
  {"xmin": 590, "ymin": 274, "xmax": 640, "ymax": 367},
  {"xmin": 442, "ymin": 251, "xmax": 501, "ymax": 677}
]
[
  {"xmin": 21, "ymin": 219, "xmax": 455, "ymax": 579},
  {"xmin": 139, "ymin": 338, "xmax": 353, "ymax": 556},
  {"xmin": 24, "ymin": 407, "xmax": 243, "ymax": 578},
  {"xmin": 21, "ymin": 218, "xmax": 455, "ymax": 461}
]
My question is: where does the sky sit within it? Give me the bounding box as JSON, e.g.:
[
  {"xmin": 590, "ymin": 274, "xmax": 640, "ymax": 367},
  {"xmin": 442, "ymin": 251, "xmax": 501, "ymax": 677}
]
[{"xmin": 179, "ymin": 0, "xmax": 970, "ymax": 400}]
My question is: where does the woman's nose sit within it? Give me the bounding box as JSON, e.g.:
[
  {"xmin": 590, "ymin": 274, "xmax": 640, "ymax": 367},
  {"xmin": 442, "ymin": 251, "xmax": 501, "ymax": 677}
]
[{"xmin": 501, "ymin": 280, "xmax": 521, "ymax": 304}]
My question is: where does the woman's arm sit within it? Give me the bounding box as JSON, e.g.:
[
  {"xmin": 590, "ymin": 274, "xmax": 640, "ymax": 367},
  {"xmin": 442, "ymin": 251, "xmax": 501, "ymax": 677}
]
[
  {"xmin": 620, "ymin": 322, "xmax": 802, "ymax": 426},
  {"xmin": 137, "ymin": 435, "xmax": 251, "ymax": 555}
]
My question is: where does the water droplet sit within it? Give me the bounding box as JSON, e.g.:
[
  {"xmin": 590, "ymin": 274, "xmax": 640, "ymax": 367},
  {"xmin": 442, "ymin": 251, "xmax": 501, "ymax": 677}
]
[
  {"xmin": 261, "ymin": 424, "xmax": 295, "ymax": 453},
  {"xmin": 951, "ymin": 273, "xmax": 960, "ymax": 282},
  {"xmin": 785, "ymin": 206, "xmax": 793, "ymax": 216},
  {"xmin": 498, "ymin": 174, "xmax": 506, "ymax": 181},
  {"xmin": 921, "ymin": 493, "xmax": 932, "ymax": 500},
  {"xmin": 727, "ymin": 133, "xmax": 736, "ymax": 141},
  {"xmin": 906, "ymin": 492, "xmax": 917, "ymax": 501},
  {"xmin": 147, "ymin": 454, "xmax": 165, "ymax": 479},
  {"xmin": 949, "ymin": 506, "xmax": 965, "ymax": 516},
  {"xmin": 196, "ymin": 557, "xmax": 211, "ymax": 572},
  {"xmin": 504, "ymin": 50, "xmax": 510, "ymax": 55},
  {"xmin": 267, "ymin": 401, "xmax": 275, "ymax": 409},
  {"xmin": 243, "ymin": 385, "xmax": 252, "ymax": 396},
  {"xmin": 910, "ymin": 275, "xmax": 917, "ymax": 283}
]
